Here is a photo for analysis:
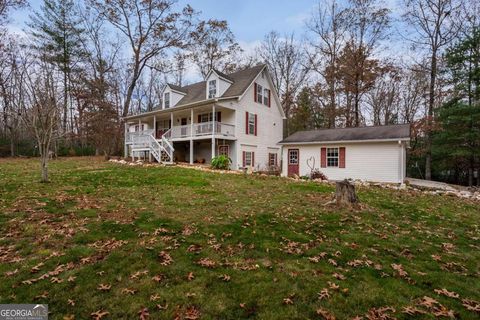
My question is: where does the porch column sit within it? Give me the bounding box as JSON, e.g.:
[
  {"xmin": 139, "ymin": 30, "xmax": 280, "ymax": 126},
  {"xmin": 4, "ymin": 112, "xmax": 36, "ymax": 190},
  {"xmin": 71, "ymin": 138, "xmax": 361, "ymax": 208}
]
[
  {"xmin": 153, "ymin": 115, "xmax": 156, "ymax": 138},
  {"xmin": 211, "ymin": 105, "xmax": 216, "ymax": 159},
  {"xmin": 190, "ymin": 108, "xmax": 194, "ymax": 138},
  {"xmin": 138, "ymin": 119, "xmax": 141, "ymax": 129},
  {"xmin": 170, "ymin": 112, "xmax": 174, "ymax": 129},
  {"xmin": 124, "ymin": 122, "xmax": 128, "ymax": 158},
  {"xmin": 190, "ymin": 140, "xmax": 194, "ymax": 165}
]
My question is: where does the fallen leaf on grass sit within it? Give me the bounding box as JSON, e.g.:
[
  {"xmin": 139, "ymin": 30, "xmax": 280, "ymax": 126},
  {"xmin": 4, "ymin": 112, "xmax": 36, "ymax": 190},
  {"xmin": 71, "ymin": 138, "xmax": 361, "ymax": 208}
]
[
  {"xmin": 158, "ymin": 251, "xmax": 173, "ymax": 266},
  {"xmin": 434, "ymin": 288, "xmax": 459, "ymax": 299},
  {"xmin": 63, "ymin": 315, "xmax": 75, "ymax": 320},
  {"xmin": 187, "ymin": 272, "xmax": 194, "ymax": 281},
  {"xmin": 318, "ymin": 288, "xmax": 330, "ymax": 300},
  {"xmin": 138, "ymin": 307, "xmax": 149, "ymax": 320},
  {"xmin": 67, "ymin": 299, "xmax": 75, "ymax": 306},
  {"xmin": 462, "ymin": 299, "xmax": 480, "ymax": 313},
  {"xmin": 97, "ymin": 283, "xmax": 111, "ymax": 291},
  {"xmin": 196, "ymin": 258, "xmax": 216, "ymax": 268},
  {"xmin": 402, "ymin": 306, "xmax": 426, "ymax": 315},
  {"xmin": 90, "ymin": 310, "xmax": 109, "ymax": 320},
  {"xmin": 219, "ymin": 274, "xmax": 231, "ymax": 282},
  {"xmin": 121, "ymin": 288, "xmax": 137, "ymax": 295},
  {"xmin": 316, "ymin": 308, "xmax": 336, "ymax": 320}
]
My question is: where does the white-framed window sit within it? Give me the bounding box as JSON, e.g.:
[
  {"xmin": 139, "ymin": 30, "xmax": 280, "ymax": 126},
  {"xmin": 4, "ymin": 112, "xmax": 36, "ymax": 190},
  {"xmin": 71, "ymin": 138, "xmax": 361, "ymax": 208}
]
[
  {"xmin": 164, "ymin": 92, "xmax": 170, "ymax": 109},
  {"xmin": 199, "ymin": 113, "xmax": 213, "ymax": 123},
  {"xmin": 268, "ymin": 153, "xmax": 277, "ymax": 166},
  {"xmin": 327, "ymin": 147, "xmax": 339, "ymax": 167},
  {"xmin": 256, "ymin": 83, "xmax": 263, "ymax": 103},
  {"xmin": 288, "ymin": 149, "xmax": 298, "ymax": 165},
  {"xmin": 135, "ymin": 125, "xmax": 139, "ymax": 132},
  {"xmin": 263, "ymin": 88, "xmax": 270, "ymax": 106},
  {"xmin": 244, "ymin": 151, "xmax": 254, "ymax": 166},
  {"xmin": 218, "ymin": 145, "xmax": 229, "ymax": 156},
  {"xmin": 248, "ymin": 113, "xmax": 256, "ymax": 135},
  {"xmin": 208, "ymin": 79, "xmax": 217, "ymax": 99}
]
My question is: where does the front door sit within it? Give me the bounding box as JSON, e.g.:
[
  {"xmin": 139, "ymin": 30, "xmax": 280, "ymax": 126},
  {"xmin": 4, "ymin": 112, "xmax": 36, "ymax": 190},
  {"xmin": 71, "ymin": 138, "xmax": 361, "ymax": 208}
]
[
  {"xmin": 287, "ymin": 149, "xmax": 299, "ymax": 177},
  {"xmin": 181, "ymin": 118, "xmax": 188, "ymax": 137}
]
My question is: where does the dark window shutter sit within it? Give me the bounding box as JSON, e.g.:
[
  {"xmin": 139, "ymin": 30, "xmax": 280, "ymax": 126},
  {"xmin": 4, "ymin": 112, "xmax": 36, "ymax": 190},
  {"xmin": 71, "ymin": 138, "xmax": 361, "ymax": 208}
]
[
  {"xmin": 254, "ymin": 114, "xmax": 257, "ymax": 136},
  {"xmin": 245, "ymin": 111, "xmax": 249, "ymax": 134},
  {"xmin": 242, "ymin": 151, "xmax": 246, "ymax": 167},
  {"xmin": 252, "ymin": 152, "xmax": 255, "ymax": 167},
  {"xmin": 198, "ymin": 115, "xmax": 201, "ymax": 123},
  {"xmin": 217, "ymin": 112, "xmax": 221, "ymax": 122},
  {"xmin": 339, "ymin": 147, "xmax": 346, "ymax": 168},
  {"xmin": 268, "ymin": 90, "xmax": 271, "ymax": 108},
  {"xmin": 321, "ymin": 147, "xmax": 327, "ymax": 168},
  {"xmin": 254, "ymin": 83, "xmax": 257, "ymax": 102}
]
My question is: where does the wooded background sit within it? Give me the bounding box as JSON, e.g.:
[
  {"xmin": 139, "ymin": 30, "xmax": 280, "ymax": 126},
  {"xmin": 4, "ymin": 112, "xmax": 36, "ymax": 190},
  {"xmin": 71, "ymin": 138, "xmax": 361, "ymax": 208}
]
[{"xmin": 0, "ymin": 0, "xmax": 479, "ymax": 186}]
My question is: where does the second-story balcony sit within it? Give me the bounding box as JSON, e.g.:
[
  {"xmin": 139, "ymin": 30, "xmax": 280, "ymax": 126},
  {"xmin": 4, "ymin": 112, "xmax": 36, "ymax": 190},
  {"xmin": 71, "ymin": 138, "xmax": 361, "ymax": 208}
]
[{"xmin": 164, "ymin": 121, "xmax": 235, "ymax": 140}]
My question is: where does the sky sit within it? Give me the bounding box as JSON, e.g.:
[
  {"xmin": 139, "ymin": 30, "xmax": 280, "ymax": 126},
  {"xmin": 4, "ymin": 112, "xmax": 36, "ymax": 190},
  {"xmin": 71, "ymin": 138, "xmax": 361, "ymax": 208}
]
[{"xmin": 7, "ymin": 0, "xmax": 411, "ymax": 83}]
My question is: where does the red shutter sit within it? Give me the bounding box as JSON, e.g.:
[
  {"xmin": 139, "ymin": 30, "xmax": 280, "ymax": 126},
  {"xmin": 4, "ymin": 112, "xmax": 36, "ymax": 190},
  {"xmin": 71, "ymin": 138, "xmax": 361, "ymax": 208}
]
[
  {"xmin": 254, "ymin": 114, "xmax": 257, "ymax": 136},
  {"xmin": 217, "ymin": 112, "xmax": 221, "ymax": 122},
  {"xmin": 254, "ymin": 83, "xmax": 257, "ymax": 102},
  {"xmin": 268, "ymin": 90, "xmax": 271, "ymax": 108},
  {"xmin": 339, "ymin": 147, "xmax": 346, "ymax": 168},
  {"xmin": 245, "ymin": 111, "xmax": 249, "ymax": 134},
  {"xmin": 242, "ymin": 151, "xmax": 246, "ymax": 167},
  {"xmin": 321, "ymin": 147, "xmax": 327, "ymax": 168},
  {"xmin": 252, "ymin": 152, "xmax": 255, "ymax": 167},
  {"xmin": 198, "ymin": 115, "xmax": 201, "ymax": 123}
]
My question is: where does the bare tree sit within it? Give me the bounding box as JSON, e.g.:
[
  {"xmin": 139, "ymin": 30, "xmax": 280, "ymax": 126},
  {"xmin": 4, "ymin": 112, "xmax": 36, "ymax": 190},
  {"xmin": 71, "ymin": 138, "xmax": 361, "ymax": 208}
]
[
  {"xmin": 366, "ymin": 66, "xmax": 401, "ymax": 125},
  {"xmin": 189, "ymin": 19, "xmax": 242, "ymax": 78},
  {"xmin": 403, "ymin": 0, "xmax": 462, "ymax": 180},
  {"xmin": 306, "ymin": 0, "xmax": 348, "ymax": 128},
  {"xmin": 259, "ymin": 31, "xmax": 310, "ymax": 135},
  {"xmin": 20, "ymin": 55, "xmax": 60, "ymax": 182},
  {"xmin": 0, "ymin": 0, "xmax": 26, "ymax": 23},
  {"xmin": 89, "ymin": 0, "xmax": 197, "ymax": 117}
]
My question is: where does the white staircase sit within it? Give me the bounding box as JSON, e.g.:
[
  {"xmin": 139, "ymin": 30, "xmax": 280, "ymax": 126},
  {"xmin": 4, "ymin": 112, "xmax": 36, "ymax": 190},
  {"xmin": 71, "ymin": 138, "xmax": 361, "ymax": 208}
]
[{"xmin": 130, "ymin": 130, "xmax": 174, "ymax": 164}]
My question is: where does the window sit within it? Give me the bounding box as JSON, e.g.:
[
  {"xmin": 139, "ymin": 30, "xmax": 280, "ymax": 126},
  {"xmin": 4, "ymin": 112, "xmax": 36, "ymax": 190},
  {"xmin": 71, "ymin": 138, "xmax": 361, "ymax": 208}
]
[
  {"xmin": 199, "ymin": 113, "xmax": 213, "ymax": 123},
  {"xmin": 164, "ymin": 92, "xmax": 170, "ymax": 109},
  {"xmin": 208, "ymin": 79, "xmax": 217, "ymax": 98},
  {"xmin": 244, "ymin": 151, "xmax": 254, "ymax": 166},
  {"xmin": 263, "ymin": 88, "xmax": 270, "ymax": 106},
  {"xmin": 327, "ymin": 147, "xmax": 339, "ymax": 167},
  {"xmin": 268, "ymin": 153, "xmax": 277, "ymax": 167},
  {"xmin": 289, "ymin": 150, "xmax": 298, "ymax": 165},
  {"xmin": 248, "ymin": 113, "xmax": 256, "ymax": 135},
  {"xmin": 135, "ymin": 125, "xmax": 139, "ymax": 132},
  {"xmin": 218, "ymin": 145, "xmax": 229, "ymax": 156},
  {"xmin": 256, "ymin": 83, "xmax": 263, "ymax": 103}
]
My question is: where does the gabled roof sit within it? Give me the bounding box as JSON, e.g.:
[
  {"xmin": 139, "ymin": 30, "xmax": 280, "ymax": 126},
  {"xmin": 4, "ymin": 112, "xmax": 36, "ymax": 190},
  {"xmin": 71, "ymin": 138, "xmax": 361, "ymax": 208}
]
[
  {"xmin": 166, "ymin": 83, "xmax": 187, "ymax": 94},
  {"xmin": 279, "ymin": 124, "xmax": 411, "ymax": 144},
  {"xmin": 163, "ymin": 64, "xmax": 266, "ymax": 107},
  {"xmin": 208, "ymin": 68, "xmax": 234, "ymax": 82}
]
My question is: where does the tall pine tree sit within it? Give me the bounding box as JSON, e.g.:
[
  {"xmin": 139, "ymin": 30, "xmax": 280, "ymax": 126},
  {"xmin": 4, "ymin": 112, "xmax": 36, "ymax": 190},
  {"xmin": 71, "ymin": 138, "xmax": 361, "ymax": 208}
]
[
  {"xmin": 434, "ymin": 27, "xmax": 480, "ymax": 186},
  {"xmin": 28, "ymin": 0, "xmax": 85, "ymax": 133}
]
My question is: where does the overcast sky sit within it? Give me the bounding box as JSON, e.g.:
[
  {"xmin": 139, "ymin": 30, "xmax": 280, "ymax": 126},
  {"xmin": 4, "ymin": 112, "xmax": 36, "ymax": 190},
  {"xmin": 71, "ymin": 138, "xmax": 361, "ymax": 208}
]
[{"xmin": 8, "ymin": 0, "xmax": 413, "ymax": 83}]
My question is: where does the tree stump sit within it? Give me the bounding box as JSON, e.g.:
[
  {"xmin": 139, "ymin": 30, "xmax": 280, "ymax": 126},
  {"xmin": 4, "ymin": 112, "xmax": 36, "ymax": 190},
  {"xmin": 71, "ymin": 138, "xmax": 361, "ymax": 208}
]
[{"xmin": 335, "ymin": 180, "xmax": 358, "ymax": 205}]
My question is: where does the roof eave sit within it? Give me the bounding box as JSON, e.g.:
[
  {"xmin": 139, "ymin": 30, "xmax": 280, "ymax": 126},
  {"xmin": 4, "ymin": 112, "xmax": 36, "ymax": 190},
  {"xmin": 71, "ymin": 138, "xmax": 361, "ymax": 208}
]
[{"xmin": 278, "ymin": 138, "xmax": 410, "ymax": 145}]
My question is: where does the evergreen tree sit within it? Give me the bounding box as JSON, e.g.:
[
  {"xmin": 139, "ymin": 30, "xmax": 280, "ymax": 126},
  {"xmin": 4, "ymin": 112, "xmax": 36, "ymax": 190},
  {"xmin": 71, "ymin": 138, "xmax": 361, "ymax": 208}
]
[
  {"xmin": 434, "ymin": 28, "xmax": 480, "ymax": 186},
  {"xmin": 28, "ymin": 0, "xmax": 85, "ymax": 133},
  {"xmin": 289, "ymin": 87, "xmax": 325, "ymax": 133}
]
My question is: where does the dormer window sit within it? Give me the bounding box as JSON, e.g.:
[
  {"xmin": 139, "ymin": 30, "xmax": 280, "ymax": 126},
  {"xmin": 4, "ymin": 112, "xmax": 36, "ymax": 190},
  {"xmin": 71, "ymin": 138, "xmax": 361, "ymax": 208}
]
[
  {"xmin": 164, "ymin": 92, "xmax": 170, "ymax": 109},
  {"xmin": 208, "ymin": 79, "xmax": 217, "ymax": 98}
]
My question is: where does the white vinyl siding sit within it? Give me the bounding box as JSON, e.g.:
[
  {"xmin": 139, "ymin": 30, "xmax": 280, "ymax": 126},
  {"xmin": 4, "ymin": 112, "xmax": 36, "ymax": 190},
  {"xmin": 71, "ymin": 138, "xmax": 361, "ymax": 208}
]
[{"xmin": 281, "ymin": 142, "xmax": 407, "ymax": 183}]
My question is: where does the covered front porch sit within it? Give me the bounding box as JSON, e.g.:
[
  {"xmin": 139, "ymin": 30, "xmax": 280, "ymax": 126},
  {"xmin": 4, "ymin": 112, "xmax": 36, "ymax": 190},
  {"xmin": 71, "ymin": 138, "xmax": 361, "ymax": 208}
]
[{"xmin": 124, "ymin": 103, "xmax": 237, "ymax": 164}]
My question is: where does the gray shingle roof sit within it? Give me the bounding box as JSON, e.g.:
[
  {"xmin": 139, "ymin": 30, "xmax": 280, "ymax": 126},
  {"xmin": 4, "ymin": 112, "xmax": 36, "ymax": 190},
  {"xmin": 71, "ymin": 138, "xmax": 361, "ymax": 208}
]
[
  {"xmin": 279, "ymin": 124, "xmax": 411, "ymax": 144},
  {"xmin": 167, "ymin": 83, "xmax": 187, "ymax": 94},
  {"xmin": 169, "ymin": 64, "xmax": 266, "ymax": 107}
]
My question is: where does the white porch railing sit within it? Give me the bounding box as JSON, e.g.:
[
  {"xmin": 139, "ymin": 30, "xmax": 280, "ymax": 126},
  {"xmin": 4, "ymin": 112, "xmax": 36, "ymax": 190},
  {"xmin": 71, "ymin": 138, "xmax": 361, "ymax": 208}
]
[
  {"xmin": 126, "ymin": 129, "xmax": 154, "ymax": 143},
  {"xmin": 168, "ymin": 121, "xmax": 235, "ymax": 139}
]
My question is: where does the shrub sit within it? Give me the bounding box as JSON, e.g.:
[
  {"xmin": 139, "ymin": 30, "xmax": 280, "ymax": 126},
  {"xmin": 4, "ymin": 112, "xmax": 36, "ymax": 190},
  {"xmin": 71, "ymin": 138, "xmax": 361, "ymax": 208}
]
[
  {"xmin": 211, "ymin": 155, "xmax": 231, "ymax": 170},
  {"xmin": 311, "ymin": 169, "xmax": 328, "ymax": 180}
]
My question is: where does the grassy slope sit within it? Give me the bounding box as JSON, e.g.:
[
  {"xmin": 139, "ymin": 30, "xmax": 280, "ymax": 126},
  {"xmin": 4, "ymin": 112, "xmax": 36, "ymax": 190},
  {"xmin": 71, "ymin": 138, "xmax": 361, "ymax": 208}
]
[{"xmin": 0, "ymin": 157, "xmax": 478, "ymax": 319}]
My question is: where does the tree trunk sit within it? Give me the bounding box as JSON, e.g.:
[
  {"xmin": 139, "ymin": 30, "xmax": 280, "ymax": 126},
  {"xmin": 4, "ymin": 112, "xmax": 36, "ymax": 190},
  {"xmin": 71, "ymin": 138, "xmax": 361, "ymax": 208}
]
[
  {"xmin": 425, "ymin": 50, "xmax": 437, "ymax": 181},
  {"xmin": 335, "ymin": 179, "xmax": 358, "ymax": 205},
  {"xmin": 40, "ymin": 149, "xmax": 49, "ymax": 183}
]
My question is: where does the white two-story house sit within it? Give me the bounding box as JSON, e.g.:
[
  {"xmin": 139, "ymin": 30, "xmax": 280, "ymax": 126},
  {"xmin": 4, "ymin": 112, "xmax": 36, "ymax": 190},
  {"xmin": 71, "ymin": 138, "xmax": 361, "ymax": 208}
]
[{"xmin": 124, "ymin": 64, "xmax": 285, "ymax": 170}]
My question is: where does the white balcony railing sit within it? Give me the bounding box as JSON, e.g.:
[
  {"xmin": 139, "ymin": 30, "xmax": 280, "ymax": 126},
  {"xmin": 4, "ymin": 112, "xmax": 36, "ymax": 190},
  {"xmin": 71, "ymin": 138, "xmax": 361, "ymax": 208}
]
[{"xmin": 169, "ymin": 121, "xmax": 235, "ymax": 139}]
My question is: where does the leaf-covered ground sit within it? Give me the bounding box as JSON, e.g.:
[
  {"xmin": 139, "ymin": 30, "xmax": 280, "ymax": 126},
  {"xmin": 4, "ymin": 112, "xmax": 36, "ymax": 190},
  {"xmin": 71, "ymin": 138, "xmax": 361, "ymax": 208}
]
[{"xmin": 0, "ymin": 157, "xmax": 479, "ymax": 319}]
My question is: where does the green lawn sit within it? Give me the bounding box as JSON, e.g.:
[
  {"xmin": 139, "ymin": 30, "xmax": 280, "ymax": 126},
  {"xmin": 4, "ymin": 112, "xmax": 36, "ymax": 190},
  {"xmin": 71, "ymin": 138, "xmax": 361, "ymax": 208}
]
[{"xmin": 0, "ymin": 157, "xmax": 479, "ymax": 319}]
